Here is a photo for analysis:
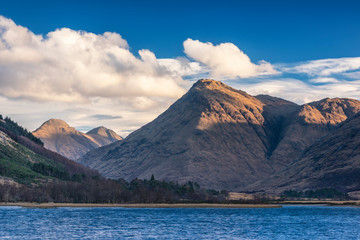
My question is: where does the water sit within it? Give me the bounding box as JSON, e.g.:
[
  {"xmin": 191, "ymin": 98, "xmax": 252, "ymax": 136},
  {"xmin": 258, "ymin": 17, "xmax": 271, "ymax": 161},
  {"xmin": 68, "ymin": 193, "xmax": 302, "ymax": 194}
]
[{"xmin": 1, "ymin": 205, "xmax": 360, "ymax": 239}]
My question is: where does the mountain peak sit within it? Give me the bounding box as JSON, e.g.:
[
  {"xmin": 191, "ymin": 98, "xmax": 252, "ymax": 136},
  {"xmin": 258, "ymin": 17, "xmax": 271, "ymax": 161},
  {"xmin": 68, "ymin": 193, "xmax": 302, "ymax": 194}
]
[
  {"xmin": 193, "ymin": 79, "xmax": 224, "ymax": 88},
  {"xmin": 192, "ymin": 79, "xmax": 243, "ymax": 93},
  {"xmin": 188, "ymin": 79, "xmax": 254, "ymax": 105},
  {"xmin": 40, "ymin": 119, "xmax": 70, "ymax": 128},
  {"xmin": 33, "ymin": 119, "xmax": 75, "ymax": 136},
  {"xmin": 87, "ymin": 126, "xmax": 107, "ymax": 134},
  {"xmin": 87, "ymin": 126, "xmax": 123, "ymax": 141}
]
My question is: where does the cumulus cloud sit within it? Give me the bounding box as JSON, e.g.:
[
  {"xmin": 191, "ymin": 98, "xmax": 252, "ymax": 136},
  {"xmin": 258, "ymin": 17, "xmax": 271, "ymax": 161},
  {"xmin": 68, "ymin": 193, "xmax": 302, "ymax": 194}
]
[
  {"xmin": 282, "ymin": 57, "xmax": 360, "ymax": 76},
  {"xmin": 158, "ymin": 57, "xmax": 204, "ymax": 77},
  {"xmin": 0, "ymin": 16, "xmax": 190, "ymax": 104},
  {"xmin": 183, "ymin": 38, "xmax": 277, "ymax": 78},
  {"xmin": 0, "ymin": 16, "xmax": 204, "ymax": 136}
]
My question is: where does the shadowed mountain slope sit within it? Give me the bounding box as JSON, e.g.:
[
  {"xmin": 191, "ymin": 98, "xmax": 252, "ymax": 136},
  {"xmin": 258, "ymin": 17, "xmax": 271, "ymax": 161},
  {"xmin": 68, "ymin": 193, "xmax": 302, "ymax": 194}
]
[
  {"xmin": 269, "ymin": 98, "xmax": 360, "ymax": 169},
  {"xmin": 247, "ymin": 113, "xmax": 360, "ymax": 193}
]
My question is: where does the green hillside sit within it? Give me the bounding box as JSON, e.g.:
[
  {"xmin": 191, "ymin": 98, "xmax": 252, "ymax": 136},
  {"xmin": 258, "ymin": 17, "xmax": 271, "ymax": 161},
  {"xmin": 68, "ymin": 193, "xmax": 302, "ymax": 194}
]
[
  {"xmin": 0, "ymin": 135, "xmax": 68, "ymax": 184},
  {"xmin": 0, "ymin": 115, "xmax": 94, "ymax": 185}
]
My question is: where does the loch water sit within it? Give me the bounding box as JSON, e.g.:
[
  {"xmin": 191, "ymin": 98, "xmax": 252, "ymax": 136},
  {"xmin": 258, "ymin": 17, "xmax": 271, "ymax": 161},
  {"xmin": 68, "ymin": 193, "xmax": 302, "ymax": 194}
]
[{"xmin": 1, "ymin": 205, "xmax": 360, "ymax": 239}]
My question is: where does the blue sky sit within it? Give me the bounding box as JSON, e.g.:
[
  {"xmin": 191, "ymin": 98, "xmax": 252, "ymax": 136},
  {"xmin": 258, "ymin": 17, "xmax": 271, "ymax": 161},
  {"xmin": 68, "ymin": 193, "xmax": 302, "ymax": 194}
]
[
  {"xmin": 0, "ymin": 0, "xmax": 360, "ymax": 135},
  {"xmin": 2, "ymin": 0, "xmax": 360, "ymax": 62}
]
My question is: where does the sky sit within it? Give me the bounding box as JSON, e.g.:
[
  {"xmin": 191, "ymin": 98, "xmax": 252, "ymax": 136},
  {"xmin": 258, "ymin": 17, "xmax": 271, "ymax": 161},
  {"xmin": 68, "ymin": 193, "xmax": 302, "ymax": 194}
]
[{"xmin": 1, "ymin": 0, "xmax": 360, "ymax": 136}]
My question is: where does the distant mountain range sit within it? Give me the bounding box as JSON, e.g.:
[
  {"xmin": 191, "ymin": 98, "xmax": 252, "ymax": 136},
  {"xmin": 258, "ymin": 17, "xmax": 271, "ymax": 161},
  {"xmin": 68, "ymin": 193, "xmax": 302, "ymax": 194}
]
[
  {"xmin": 32, "ymin": 119, "xmax": 122, "ymax": 160},
  {"xmin": 79, "ymin": 79, "xmax": 360, "ymax": 193}
]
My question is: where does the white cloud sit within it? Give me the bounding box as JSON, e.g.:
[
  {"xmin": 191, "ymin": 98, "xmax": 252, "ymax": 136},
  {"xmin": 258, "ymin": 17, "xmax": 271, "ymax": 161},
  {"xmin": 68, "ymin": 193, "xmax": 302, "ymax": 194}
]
[
  {"xmin": 0, "ymin": 16, "xmax": 188, "ymax": 104},
  {"xmin": 183, "ymin": 38, "xmax": 277, "ymax": 78},
  {"xmin": 282, "ymin": 57, "xmax": 360, "ymax": 76},
  {"xmin": 234, "ymin": 78, "xmax": 360, "ymax": 104},
  {"xmin": 264, "ymin": 58, "xmax": 360, "ymax": 103},
  {"xmin": 342, "ymin": 71, "xmax": 360, "ymax": 80},
  {"xmin": 309, "ymin": 77, "xmax": 340, "ymax": 84},
  {"xmin": 0, "ymin": 15, "xmax": 203, "ymax": 136},
  {"xmin": 158, "ymin": 57, "xmax": 205, "ymax": 77}
]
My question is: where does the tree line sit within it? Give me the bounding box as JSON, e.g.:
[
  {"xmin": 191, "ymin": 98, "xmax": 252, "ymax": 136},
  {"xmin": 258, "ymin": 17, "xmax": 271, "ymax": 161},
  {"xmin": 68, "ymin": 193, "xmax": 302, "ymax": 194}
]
[
  {"xmin": 0, "ymin": 176, "xmax": 228, "ymax": 203},
  {"xmin": 281, "ymin": 188, "xmax": 349, "ymax": 200},
  {"xmin": 0, "ymin": 115, "xmax": 43, "ymax": 145}
]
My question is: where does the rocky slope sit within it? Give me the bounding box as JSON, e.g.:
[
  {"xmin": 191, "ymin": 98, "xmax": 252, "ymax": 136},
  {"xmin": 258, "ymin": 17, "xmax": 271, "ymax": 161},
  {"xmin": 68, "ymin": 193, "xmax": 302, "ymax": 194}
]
[
  {"xmin": 269, "ymin": 97, "xmax": 360, "ymax": 170},
  {"xmin": 247, "ymin": 113, "xmax": 360, "ymax": 193},
  {"xmin": 80, "ymin": 79, "xmax": 360, "ymax": 191},
  {"xmin": 33, "ymin": 119, "xmax": 122, "ymax": 160}
]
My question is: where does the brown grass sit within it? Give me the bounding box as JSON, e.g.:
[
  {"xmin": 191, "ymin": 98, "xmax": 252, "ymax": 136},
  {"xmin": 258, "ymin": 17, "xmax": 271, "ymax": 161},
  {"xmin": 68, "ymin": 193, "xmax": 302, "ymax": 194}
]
[{"xmin": 0, "ymin": 202, "xmax": 281, "ymax": 209}]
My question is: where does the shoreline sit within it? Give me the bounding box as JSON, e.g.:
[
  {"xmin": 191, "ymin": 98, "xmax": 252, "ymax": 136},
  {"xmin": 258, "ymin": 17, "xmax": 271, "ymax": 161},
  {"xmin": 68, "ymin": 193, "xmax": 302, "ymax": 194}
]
[
  {"xmin": 281, "ymin": 200, "xmax": 360, "ymax": 207},
  {"xmin": 0, "ymin": 202, "xmax": 281, "ymax": 209},
  {"xmin": 1, "ymin": 201, "xmax": 359, "ymax": 209}
]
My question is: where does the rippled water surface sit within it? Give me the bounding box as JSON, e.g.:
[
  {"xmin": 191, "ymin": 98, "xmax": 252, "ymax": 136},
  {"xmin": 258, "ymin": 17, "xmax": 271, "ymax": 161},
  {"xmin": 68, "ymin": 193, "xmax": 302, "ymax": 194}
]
[{"xmin": 1, "ymin": 205, "xmax": 360, "ymax": 239}]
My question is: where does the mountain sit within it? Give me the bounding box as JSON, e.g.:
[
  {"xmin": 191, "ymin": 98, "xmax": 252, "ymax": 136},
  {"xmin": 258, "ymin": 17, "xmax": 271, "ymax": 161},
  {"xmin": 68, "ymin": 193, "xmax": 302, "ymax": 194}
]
[
  {"xmin": 33, "ymin": 119, "xmax": 122, "ymax": 160},
  {"xmin": 86, "ymin": 126, "xmax": 123, "ymax": 146},
  {"xmin": 80, "ymin": 79, "xmax": 301, "ymax": 190},
  {"xmin": 79, "ymin": 79, "xmax": 360, "ymax": 191}
]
